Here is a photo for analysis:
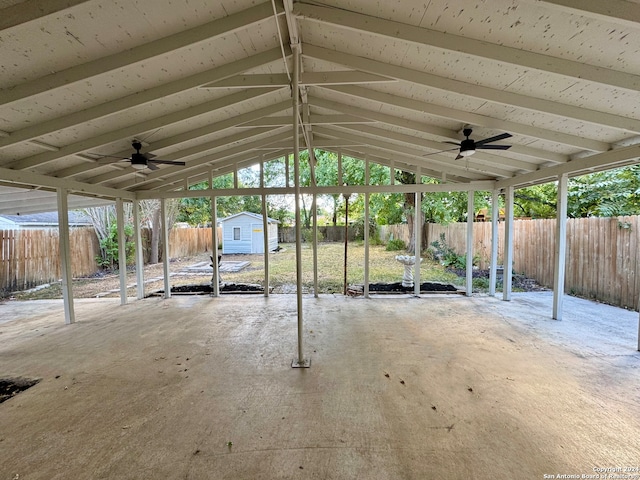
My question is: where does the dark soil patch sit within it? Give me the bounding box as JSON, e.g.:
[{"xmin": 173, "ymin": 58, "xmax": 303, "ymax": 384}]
[
  {"xmin": 153, "ymin": 283, "xmax": 265, "ymax": 295},
  {"xmin": 446, "ymin": 268, "xmax": 548, "ymax": 292},
  {"xmin": 0, "ymin": 378, "xmax": 40, "ymax": 404},
  {"xmin": 368, "ymin": 282, "xmax": 459, "ymax": 293}
]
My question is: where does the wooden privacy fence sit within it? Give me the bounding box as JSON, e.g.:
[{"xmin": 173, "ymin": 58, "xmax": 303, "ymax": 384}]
[
  {"xmin": 381, "ymin": 217, "xmax": 640, "ymax": 311},
  {"xmin": 0, "ymin": 228, "xmax": 100, "ymax": 294},
  {"xmin": 167, "ymin": 227, "xmax": 217, "ymax": 259}
]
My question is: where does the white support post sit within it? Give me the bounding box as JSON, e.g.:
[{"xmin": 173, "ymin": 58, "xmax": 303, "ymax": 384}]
[
  {"xmin": 116, "ymin": 198, "xmax": 128, "ymax": 305},
  {"xmin": 553, "ymin": 173, "xmax": 568, "ymax": 320},
  {"xmin": 364, "ymin": 157, "xmax": 370, "ymax": 298},
  {"xmin": 211, "ymin": 196, "xmax": 220, "ymax": 297},
  {"xmin": 390, "ymin": 160, "xmax": 395, "ymax": 185},
  {"xmin": 285, "ymin": 155, "xmax": 290, "ymax": 188},
  {"xmin": 261, "ymin": 159, "xmax": 270, "ymax": 297},
  {"xmin": 414, "ymin": 168, "xmax": 421, "ymax": 297},
  {"xmin": 503, "ymin": 186, "xmax": 514, "ymax": 301},
  {"xmin": 337, "ymin": 150, "xmax": 342, "ymax": 185},
  {"xmin": 466, "ymin": 190, "xmax": 475, "ymax": 297},
  {"xmin": 132, "ymin": 199, "xmax": 145, "ymax": 300},
  {"xmin": 161, "ymin": 198, "xmax": 171, "ymax": 299},
  {"xmin": 292, "ymin": 44, "xmax": 309, "ymax": 368},
  {"xmin": 489, "ymin": 189, "xmax": 500, "ymax": 297},
  {"xmin": 56, "ymin": 188, "xmax": 75, "ymax": 324},
  {"xmin": 312, "ymin": 193, "xmax": 319, "ymax": 298}
]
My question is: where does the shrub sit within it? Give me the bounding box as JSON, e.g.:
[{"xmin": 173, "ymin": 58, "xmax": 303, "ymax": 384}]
[
  {"xmin": 301, "ymin": 228, "xmax": 324, "ymax": 243},
  {"xmin": 96, "ymin": 223, "xmax": 135, "ymax": 270},
  {"xmin": 386, "ymin": 238, "xmax": 406, "ymax": 251}
]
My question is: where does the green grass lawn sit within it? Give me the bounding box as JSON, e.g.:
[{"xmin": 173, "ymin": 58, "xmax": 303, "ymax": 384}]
[{"xmin": 221, "ymin": 242, "xmax": 461, "ymax": 293}]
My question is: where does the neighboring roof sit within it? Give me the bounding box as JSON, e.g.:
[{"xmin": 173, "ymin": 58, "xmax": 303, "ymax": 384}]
[
  {"xmin": 0, "ymin": 211, "xmax": 92, "ymax": 227},
  {"xmin": 220, "ymin": 212, "xmax": 280, "ymax": 224},
  {"xmin": 1, "ymin": 0, "xmax": 640, "ymax": 213}
]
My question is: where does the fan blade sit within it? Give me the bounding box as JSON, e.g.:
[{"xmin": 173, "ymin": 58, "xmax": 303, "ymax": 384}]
[
  {"xmin": 443, "ymin": 141, "xmax": 461, "ymax": 146},
  {"xmin": 148, "ymin": 159, "xmax": 186, "ymax": 166},
  {"xmin": 475, "ymin": 132, "xmax": 512, "ymax": 146},
  {"xmin": 95, "ymin": 157, "xmax": 129, "ymax": 164},
  {"xmin": 423, "ymin": 147, "xmax": 460, "ymax": 157},
  {"xmin": 455, "ymin": 154, "xmax": 463, "ymax": 160},
  {"xmin": 477, "ymin": 144, "xmax": 512, "ymax": 150},
  {"xmin": 147, "ymin": 162, "xmax": 159, "ymax": 171}
]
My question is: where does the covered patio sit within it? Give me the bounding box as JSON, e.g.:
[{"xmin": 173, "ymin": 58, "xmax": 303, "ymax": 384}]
[{"xmin": 1, "ymin": 292, "xmax": 639, "ymax": 478}]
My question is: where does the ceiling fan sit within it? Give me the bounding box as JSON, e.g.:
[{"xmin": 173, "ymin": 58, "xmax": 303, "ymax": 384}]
[
  {"xmin": 92, "ymin": 140, "xmax": 186, "ymax": 171},
  {"xmin": 426, "ymin": 128, "xmax": 513, "ymax": 160}
]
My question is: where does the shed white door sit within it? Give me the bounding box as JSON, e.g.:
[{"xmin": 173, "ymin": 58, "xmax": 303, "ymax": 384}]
[{"xmin": 251, "ymin": 223, "xmax": 264, "ymax": 253}]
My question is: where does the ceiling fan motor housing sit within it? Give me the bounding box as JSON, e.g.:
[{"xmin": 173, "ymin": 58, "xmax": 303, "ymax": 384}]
[
  {"xmin": 459, "ymin": 138, "xmax": 475, "ymax": 155},
  {"xmin": 131, "ymin": 152, "xmax": 147, "ymax": 169}
]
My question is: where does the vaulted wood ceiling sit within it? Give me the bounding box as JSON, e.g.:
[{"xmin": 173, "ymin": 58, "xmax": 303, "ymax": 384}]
[{"xmin": 1, "ymin": 0, "xmax": 640, "ymax": 214}]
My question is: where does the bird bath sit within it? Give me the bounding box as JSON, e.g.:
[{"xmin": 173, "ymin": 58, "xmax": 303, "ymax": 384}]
[{"xmin": 395, "ymin": 255, "xmax": 423, "ymax": 288}]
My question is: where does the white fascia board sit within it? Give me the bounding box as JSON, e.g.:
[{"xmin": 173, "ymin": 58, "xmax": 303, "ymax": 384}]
[{"xmin": 136, "ymin": 181, "xmax": 497, "ymax": 200}]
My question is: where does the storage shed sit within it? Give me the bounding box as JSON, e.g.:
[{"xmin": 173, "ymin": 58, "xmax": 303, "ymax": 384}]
[{"xmin": 220, "ymin": 212, "xmax": 279, "ymax": 254}]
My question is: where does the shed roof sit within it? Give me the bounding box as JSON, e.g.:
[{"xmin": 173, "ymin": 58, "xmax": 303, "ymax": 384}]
[
  {"xmin": 0, "ymin": 211, "xmax": 92, "ymax": 227},
  {"xmin": 220, "ymin": 212, "xmax": 280, "ymax": 224},
  {"xmin": 1, "ymin": 0, "xmax": 640, "ymax": 213}
]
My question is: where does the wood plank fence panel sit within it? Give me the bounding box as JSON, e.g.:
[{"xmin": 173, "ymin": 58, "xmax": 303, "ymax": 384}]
[{"xmin": 0, "ymin": 227, "xmax": 100, "ymax": 294}]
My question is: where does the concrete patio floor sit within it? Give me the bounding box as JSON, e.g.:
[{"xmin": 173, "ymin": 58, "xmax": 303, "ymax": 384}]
[{"xmin": 1, "ymin": 292, "xmax": 639, "ymax": 479}]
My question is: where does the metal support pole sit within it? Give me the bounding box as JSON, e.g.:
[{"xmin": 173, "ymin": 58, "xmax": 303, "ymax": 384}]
[
  {"xmin": 132, "ymin": 199, "xmax": 145, "ymax": 300},
  {"xmin": 161, "ymin": 198, "xmax": 171, "ymax": 299},
  {"xmin": 466, "ymin": 190, "xmax": 474, "ymax": 297},
  {"xmin": 503, "ymin": 186, "xmax": 514, "ymax": 301},
  {"xmin": 56, "ymin": 188, "xmax": 75, "ymax": 324},
  {"xmin": 489, "ymin": 189, "xmax": 500, "ymax": 297},
  {"xmin": 116, "ymin": 198, "xmax": 128, "ymax": 305},
  {"xmin": 291, "ymin": 45, "xmax": 309, "ymax": 368},
  {"xmin": 553, "ymin": 173, "xmax": 568, "ymax": 320}
]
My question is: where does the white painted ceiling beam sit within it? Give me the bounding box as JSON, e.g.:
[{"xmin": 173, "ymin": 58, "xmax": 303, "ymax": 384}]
[
  {"xmin": 0, "ymin": 1, "xmax": 284, "ymax": 107},
  {"xmin": 239, "ymin": 114, "xmax": 373, "ymax": 127},
  {"xmin": 534, "ymin": 0, "xmax": 640, "ymax": 29},
  {"xmin": 56, "ymin": 101, "xmax": 292, "ymax": 179},
  {"xmin": 312, "ymin": 127, "xmax": 499, "ymax": 179},
  {"xmin": 0, "ymin": 0, "xmax": 91, "ymax": 31},
  {"xmin": 111, "ymin": 129, "xmax": 294, "ymax": 190},
  {"xmin": 305, "ymin": 45, "xmax": 640, "ymax": 137},
  {"xmin": 139, "ymin": 180, "xmax": 498, "ymax": 199},
  {"xmin": 202, "ymin": 71, "xmax": 395, "ymax": 88},
  {"xmin": 335, "ymin": 123, "xmax": 538, "ymax": 172},
  {"xmin": 257, "ymin": 138, "xmax": 366, "ymax": 149},
  {"xmin": 322, "ymin": 84, "xmax": 609, "ymax": 152},
  {"xmin": 496, "ymin": 144, "xmax": 640, "ymax": 189},
  {"xmin": 0, "ymin": 48, "xmax": 287, "ymax": 150},
  {"xmin": 89, "ymin": 127, "xmax": 287, "ymax": 187},
  {"xmin": 309, "ymin": 96, "xmax": 569, "ymax": 164},
  {"xmin": 148, "ymin": 149, "xmax": 292, "ymax": 193},
  {"xmin": 295, "ymin": 2, "xmax": 640, "ymax": 93},
  {"xmin": 0, "ymin": 166, "xmax": 134, "ymax": 200},
  {"xmin": 7, "ymin": 88, "xmax": 281, "ymax": 170}
]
